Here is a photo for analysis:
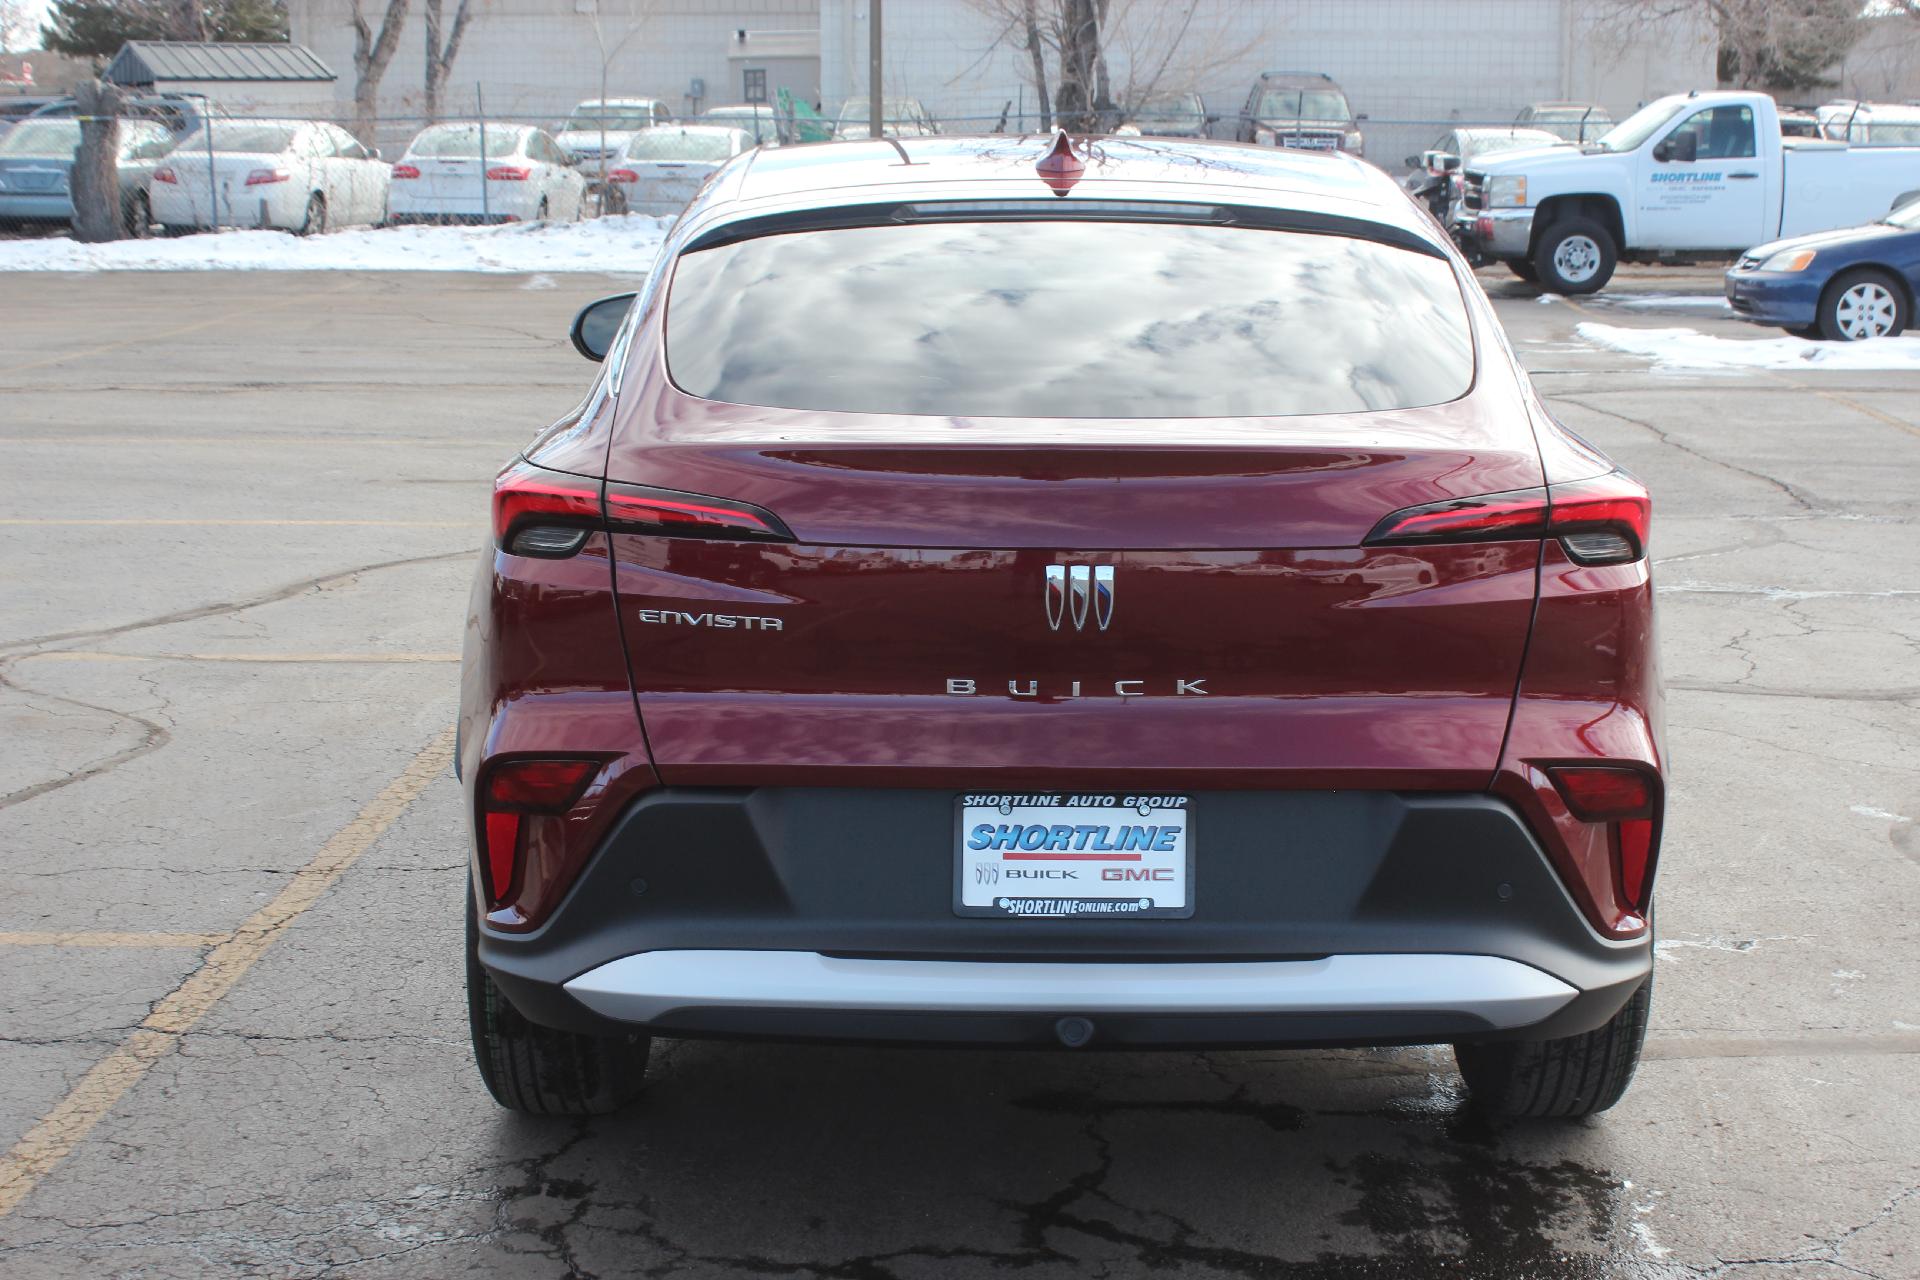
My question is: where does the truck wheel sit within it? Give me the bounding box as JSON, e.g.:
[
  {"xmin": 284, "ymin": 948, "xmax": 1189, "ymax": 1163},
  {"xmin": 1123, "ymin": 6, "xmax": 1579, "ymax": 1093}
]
[
  {"xmin": 1817, "ymin": 268, "xmax": 1907, "ymax": 342},
  {"xmin": 1532, "ymin": 217, "xmax": 1616, "ymax": 295},
  {"xmin": 466, "ymin": 886, "xmax": 650, "ymax": 1115},
  {"xmin": 1506, "ymin": 261, "xmax": 1539, "ymax": 282},
  {"xmin": 1454, "ymin": 974, "xmax": 1650, "ymax": 1119}
]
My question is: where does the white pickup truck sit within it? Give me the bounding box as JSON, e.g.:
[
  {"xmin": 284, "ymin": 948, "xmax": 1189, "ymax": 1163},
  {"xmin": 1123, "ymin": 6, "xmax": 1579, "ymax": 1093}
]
[{"xmin": 1462, "ymin": 90, "xmax": 1920, "ymax": 293}]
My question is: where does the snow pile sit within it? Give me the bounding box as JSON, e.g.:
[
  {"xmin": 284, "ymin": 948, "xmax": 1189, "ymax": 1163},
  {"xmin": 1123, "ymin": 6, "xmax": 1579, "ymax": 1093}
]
[
  {"xmin": 1604, "ymin": 294, "xmax": 1733, "ymax": 313},
  {"xmin": 0, "ymin": 214, "xmax": 674, "ymax": 273},
  {"xmin": 1576, "ymin": 321, "xmax": 1920, "ymax": 372}
]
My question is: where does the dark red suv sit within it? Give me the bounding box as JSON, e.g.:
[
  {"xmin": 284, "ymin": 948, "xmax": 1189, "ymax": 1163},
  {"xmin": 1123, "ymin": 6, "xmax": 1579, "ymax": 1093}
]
[{"xmin": 460, "ymin": 135, "xmax": 1661, "ymax": 1120}]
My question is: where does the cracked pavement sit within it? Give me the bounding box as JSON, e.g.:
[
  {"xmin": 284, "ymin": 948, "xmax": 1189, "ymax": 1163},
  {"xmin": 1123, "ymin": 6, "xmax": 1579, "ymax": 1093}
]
[{"xmin": 0, "ymin": 267, "xmax": 1914, "ymax": 1278}]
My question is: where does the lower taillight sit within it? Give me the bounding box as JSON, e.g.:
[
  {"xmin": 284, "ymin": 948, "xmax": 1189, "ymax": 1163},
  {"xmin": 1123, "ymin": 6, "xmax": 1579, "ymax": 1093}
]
[
  {"xmin": 486, "ymin": 165, "xmax": 532, "ymax": 181},
  {"xmin": 478, "ymin": 758, "xmax": 600, "ymax": 905},
  {"xmin": 1549, "ymin": 765, "xmax": 1661, "ymax": 913},
  {"xmin": 392, "ymin": 163, "xmax": 421, "ymax": 179},
  {"xmin": 492, "ymin": 459, "xmax": 796, "ymax": 557},
  {"xmin": 608, "ymin": 168, "xmax": 638, "ymax": 183},
  {"xmin": 1364, "ymin": 469, "xmax": 1650, "ymax": 566},
  {"xmin": 153, "ymin": 167, "xmax": 177, "ymax": 184},
  {"xmin": 244, "ymin": 167, "xmax": 290, "ymax": 186}
]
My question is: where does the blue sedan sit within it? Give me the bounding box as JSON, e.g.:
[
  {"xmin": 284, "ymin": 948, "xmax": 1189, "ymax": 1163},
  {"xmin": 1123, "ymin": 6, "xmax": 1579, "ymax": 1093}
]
[{"xmin": 1725, "ymin": 198, "xmax": 1920, "ymax": 341}]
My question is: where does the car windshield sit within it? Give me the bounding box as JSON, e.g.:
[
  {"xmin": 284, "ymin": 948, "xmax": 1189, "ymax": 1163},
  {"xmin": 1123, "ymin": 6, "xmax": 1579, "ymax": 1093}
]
[
  {"xmin": 408, "ymin": 124, "xmax": 521, "ymax": 158},
  {"xmin": 1593, "ymin": 99, "xmax": 1680, "ymax": 152},
  {"xmin": 566, "ymin": 106, "xmax": 651, "ymax": 130},
  {"xmin": 0, "ymin": 119, "xmax": 80, "ymax": 157},
  {"xmin": 1135, "ymin": 94, "xmax": 1204, "ymax": 125},
  {"xmin": 177, "ymin": 123, "xmax": 300, "ymax": 154},
  {"xmin": 1257, "ymin": 89, "xmax": 1349, "ymax": 121},
  {"xmin": 667, "ymin": 219, "xmax": 1471, "ymax": 418},
  {"xmin": 623, "ymin": 131, "xmax": 735, "ymax": 161}
]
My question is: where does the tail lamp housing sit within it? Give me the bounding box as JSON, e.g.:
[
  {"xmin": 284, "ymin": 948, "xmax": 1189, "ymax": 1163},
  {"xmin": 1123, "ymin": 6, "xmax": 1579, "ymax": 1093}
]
[
  {"xmin": 1365, "ymin": 470, "xmax": 1650, "ymax": 566},
  {"xmin": 153, "ymin": 166, "xmax": 177, "ymax": 184},
  {"xmin": 492, "ymin": 459, "xmax": 795, "ymax": 558},
  {"xmin": 1548, "ymin": 765, "xmax": 1662, "ymax": 913},
  {"xmin": 244, "ymin": 168, "xmax": 290, "ymax": 186},
  {"xmin": 392, "ymin": 163, "xmax": 421, "ymax": 179},
  {"xmin": 477, "ymin": 758, "xmax": 600, "ymax": 906},
  {"xmin": 486, "ymin": 165, "xmax": 532, "ymax": 181},
  {"xmin": 608, "ymin": 168, "xmax": 639, "ymax": 183}
]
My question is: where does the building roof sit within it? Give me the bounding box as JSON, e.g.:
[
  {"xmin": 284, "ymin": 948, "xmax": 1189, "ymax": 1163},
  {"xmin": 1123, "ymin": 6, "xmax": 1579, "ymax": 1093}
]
[{"xmin": 105, "ymin": 42, "xmax": 336, "ymax": 87}]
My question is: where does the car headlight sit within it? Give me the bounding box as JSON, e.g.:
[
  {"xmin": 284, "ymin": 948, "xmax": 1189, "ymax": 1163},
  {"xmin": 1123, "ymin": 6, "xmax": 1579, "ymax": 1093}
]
[
  {"xmin": 1759, "ymin": 248, "xmax": 1816, "ymax": 273},
  {"xmin": 1486, "ymin": 175, "xmax": 1528, "ymax": 208},
  {"xmin": 1343, "ymin": 130, "xmax": 1363, "ymax": 151}
]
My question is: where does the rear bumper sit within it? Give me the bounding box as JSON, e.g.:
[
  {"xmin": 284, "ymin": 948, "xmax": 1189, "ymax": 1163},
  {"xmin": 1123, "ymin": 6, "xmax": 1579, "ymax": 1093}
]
[{"xmin": 477, "ymin": 788, "xmax": 1650, "ymax": 1049}]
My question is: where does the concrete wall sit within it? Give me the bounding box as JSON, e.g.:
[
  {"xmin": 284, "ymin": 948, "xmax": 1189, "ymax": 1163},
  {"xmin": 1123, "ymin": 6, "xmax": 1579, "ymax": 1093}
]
[
  {"xmin": 821, "ymin": 0, "xmax": 1716, "ymax": 170},
  {"xmin": 285, "ymin": 0, "xmax": 818, "ymax": 153},
  {"xmin": 1833, "ymin": 16, "xmax": 1920, "ymax": 105}
]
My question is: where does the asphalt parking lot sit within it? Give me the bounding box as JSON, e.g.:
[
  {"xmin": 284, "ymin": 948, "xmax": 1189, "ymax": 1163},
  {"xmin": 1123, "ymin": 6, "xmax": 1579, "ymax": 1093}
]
[{"xmin": 0, "ymin": 266, "xmax": 1915, "ymax": 1278}]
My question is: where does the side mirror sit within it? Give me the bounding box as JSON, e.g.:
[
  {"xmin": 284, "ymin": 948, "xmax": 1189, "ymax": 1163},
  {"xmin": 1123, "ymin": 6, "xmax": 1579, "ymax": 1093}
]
[
  {"xmin": 1355, "ymin": 113, "xmax": 1369, "ymax": 122},
  {"xmin": 1654, "ymin": 131, "xmax": 1696, "ymax": 163},
  {"xmin": 569, "ymin": 292, "xmax": 636, "ymax": 362}
]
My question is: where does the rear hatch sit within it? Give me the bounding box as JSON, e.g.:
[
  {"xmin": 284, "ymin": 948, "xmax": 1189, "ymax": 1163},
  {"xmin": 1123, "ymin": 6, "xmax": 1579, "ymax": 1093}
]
[{"xmin": 598, "ymin": 210, "xmax": 1544, "ymax": 789}]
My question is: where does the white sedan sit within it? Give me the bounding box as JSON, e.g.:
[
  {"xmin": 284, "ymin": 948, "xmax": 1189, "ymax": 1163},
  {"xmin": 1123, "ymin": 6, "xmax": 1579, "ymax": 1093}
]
[
  {"xmin": 389, "ymin": 122, "xmax": 585, "ymax": 224},
  {"xmin": 607, "ymin": 126, "xmax": 754, "ymax": 216},
  {"xmin": 151, "ymin": 119, "xmax": 389, "ymax": 235}
]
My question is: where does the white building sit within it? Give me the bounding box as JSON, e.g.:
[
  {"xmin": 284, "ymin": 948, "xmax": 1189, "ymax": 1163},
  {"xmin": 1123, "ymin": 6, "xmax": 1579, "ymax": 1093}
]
[
  {"xmin": 821, "ymin": 1, "xmax": 1716, "ymax": 166},
  {"xmin": 286, "ymin": 0, "xmax": 819, "ymax": 150},
  {"xmin": 282, "ymin": 0, "xmax": 1714, "ymax": 163}
]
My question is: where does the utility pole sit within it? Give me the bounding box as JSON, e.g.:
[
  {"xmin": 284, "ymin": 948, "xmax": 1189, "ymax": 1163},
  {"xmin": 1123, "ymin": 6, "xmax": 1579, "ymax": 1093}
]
[{"xmin": 868, "ymin": 0, "xmax": 882, "ymax": 140}]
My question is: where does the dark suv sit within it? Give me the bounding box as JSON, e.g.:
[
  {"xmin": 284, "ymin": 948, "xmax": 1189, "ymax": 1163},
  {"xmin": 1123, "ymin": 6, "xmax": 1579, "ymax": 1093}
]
[
  {"xmin": 462, "ymin": 133, "xmax": 1661, "ymax": 1121},
  {"xmin": 1236, "ymin": 71, "xmax": 1363, "ymax": 155}
]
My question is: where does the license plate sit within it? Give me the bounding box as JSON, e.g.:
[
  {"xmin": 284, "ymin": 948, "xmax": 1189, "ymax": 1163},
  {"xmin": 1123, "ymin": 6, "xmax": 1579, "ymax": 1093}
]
[{"xmin": 954, "ymin": 793, "xmax": 1193, "ymax": 919}]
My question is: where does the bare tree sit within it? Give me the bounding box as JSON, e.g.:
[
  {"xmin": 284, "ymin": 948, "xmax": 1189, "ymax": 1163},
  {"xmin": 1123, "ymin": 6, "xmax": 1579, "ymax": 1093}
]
[
  {"xmin": 581, "ymin": 0, "xmax": 656, "ymax": 204},
  {"xmin": 423, "ymin": 0, "xmax": 475, "ymax": 123},
  {"xmin": 1593, "ymin": 0, "xmax": 1863, "ymax": 92},
  {"xmin": 69, "ymin": 79, "xmax": 124, "ymax": 243},
  {"xmin": 350, "ymin": 0, "xmax": 412, "ymax": 146},
  {"xmin": 966, "ymin": 0, "xmax": 1254, "ymax": 132},
  {"xmin": 0, "ymin": 0, "xmax": 39, "ymax": 50},
  {"xmin": 170, "ymin": 0, "xmax": 206, "ymax": 40}
]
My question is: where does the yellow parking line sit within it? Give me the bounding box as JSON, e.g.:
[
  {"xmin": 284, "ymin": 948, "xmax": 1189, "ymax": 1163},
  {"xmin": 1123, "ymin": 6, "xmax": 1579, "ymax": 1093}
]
[
  {"xmin": 25, "ymin": 652, "xmax": 462, "ymax": 664},
  {"xmin": 0, "ymin": 931, "xmax": 225, "ymax": 948},
  {"xmin": 0, "ymin": 519, "xmax": 472, "ymax": 527},
  {"xmin": 0, "ymin": 726, "xmax": 457, "ymax": 1218},
  {"xmin": 1772, "ymin": 380, "xmax": 1920, "ymax": 441}
]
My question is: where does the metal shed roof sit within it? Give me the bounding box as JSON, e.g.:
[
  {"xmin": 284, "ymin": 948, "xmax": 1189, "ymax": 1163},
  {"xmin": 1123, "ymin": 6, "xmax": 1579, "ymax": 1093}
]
[{"xmin": 105, "ymin": 42, "xmax": 337, "ymax": 86}]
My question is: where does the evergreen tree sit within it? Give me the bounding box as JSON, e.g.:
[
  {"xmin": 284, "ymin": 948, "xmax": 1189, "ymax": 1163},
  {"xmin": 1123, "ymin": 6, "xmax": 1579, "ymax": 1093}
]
[{"xmin": 42, "ymin": 0, "xmax": 287, "ymax": 60}]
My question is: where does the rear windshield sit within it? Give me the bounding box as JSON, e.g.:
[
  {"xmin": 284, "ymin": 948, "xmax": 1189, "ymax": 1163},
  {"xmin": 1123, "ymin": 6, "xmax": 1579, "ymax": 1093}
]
[
  {"xmin": 408, "ymin": 124, "xmax": 520, "ymax": 158},
  {"xmin": 666, "ymin": 220, "xmax": 1472, "ymax": 418},
  {"xmin": 0, "ymin": 119, "xmax": 80, "ymax": 157},
  {"xmin": 177, "ymin": 123, "xmax": 299, "ymax": 154},
  {"xmin": 567, "ymin": 106, "xmax": 651, "ymax": 130},
  {"xmin": 623, "ymin": 131, "xmax": 734, "ymax": 161}
]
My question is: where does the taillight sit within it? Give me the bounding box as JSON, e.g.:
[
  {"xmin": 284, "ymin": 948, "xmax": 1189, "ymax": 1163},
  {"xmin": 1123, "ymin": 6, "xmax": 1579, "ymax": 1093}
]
[
  {"xmin": 608, "ymin": 168, "xmax": 638, "ymax": 183},
  {"xmin": 1364, "ymin": 469, "xmax": 1649, "ymax": 565},
  {"xmin": 153, "ymin": 167, "xmax": 177, "ymax": 184},
  {"xmin": 1549, "ymin": 766, "xmax": 1660, "ymax": 913},
  {"xmin": 493, "ymin": 460, "xmax": 602, "ymax": 557},
  {"xmin": 493, "ymin": 460, "xmax": 795, "ymax": 556},
  {"xmin": 244, "ymin": 168, "xmax": 290, "ymax": 186},
  {"xmin": 605, "ymin": 482, "xmax": 795, "ymax": 542},
  {"xmin": 478, "ymin": 758, "xmax": 599, "ymax": 905},
  {"xmin": 486, "ymin": 165, "xmax": 532, "ymax": 181},
  {"xmin": 392, "ymin": 163, "xmax": 421, "ymax": 179}
]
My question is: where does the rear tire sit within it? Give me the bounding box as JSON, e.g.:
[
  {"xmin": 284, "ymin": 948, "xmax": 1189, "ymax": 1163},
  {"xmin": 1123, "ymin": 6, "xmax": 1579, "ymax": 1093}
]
[
  {"xmin": 298, "ymin": 193, "xmax": 327, "ymax": 237},
  {"xmin": 1506, "ymin": 260, "xmax": 1539, "ymax": 282},
  {"xmin": 466, "ymin": 887, "xmax": 650, "ymax": 1115},
  {"xmin": 1454, "ymin": 974, "xmax": 1650, "ymax": 1119},
  {"xmin": 123, "ymin": 192, "xmax": 152, "ymax": 239},
  {"xmin": 1817, "ymin": 268, "xmax": 1907, "ymax": 342},
  {"xmin": 536, "ymin": 197, "xmax": 549, "ymax": 223},
  {"xmin": 1532, "ymin": 216, "xmax": 1616, "ymax": 295}
]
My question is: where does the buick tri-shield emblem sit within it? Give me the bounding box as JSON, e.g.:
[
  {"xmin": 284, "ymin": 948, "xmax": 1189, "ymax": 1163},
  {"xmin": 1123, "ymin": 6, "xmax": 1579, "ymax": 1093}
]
[{"xmin": 1045, "ymin": 564, "xmax": 1115, "ymax": 632}]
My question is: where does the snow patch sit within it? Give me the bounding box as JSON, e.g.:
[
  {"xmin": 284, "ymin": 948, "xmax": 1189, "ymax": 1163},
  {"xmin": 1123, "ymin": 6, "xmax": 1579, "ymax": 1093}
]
[
  {"xmin": 1654, "ymin": 934, "xmax": 1808, "ymax": 963},
  {"xmin": 0, "ymin": 215, "xmax": 674, "ymax": 273},
  {"xmin": 1576, "ymin": 321, "xmax": 1920, "ymax": 372},
  {"xmin": 1850, "ymin": 804, "xmax": 1913, "ymax": 824},
  {"xmin": 1602, "ymin": 294, "xmax": 1733, "ymax": 312}
]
